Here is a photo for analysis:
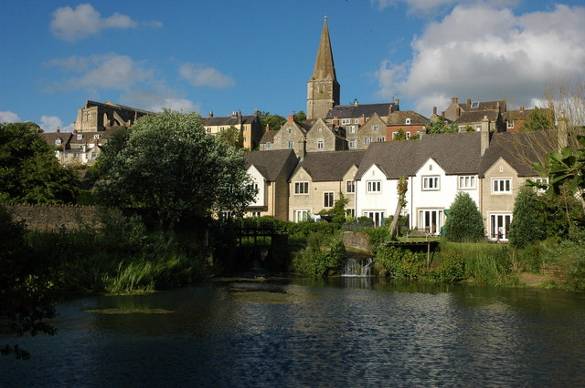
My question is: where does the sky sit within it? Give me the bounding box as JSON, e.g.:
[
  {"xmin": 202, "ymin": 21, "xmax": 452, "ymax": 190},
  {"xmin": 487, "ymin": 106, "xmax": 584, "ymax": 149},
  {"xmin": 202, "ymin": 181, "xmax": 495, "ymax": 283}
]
[{"xmin": 1, "ymin": 0, "xmax": 585, "ymax": 131}]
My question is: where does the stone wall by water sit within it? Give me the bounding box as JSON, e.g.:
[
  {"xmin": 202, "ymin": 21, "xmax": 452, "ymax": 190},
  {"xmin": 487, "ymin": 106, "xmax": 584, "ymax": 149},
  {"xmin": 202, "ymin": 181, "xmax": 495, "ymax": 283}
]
[
  {"xmin": 342, "ymin": 231, "xmax": 372, "ymax": 254},
  {"xmin": 5, "ymin": 204, "xmax": 101, "ymax": 231}
]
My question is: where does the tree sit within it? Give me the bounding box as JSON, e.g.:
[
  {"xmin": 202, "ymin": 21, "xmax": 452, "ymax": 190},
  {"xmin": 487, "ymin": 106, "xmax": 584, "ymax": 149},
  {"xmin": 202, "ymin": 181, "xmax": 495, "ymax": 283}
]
[
  {"xmin": 94, "ymin": 111, "xmax": 256, "ymax": 228},
  {"xmin": 0, "ymin": 207, "xmax": 55, "ymax": 359},
  {"xmin": 443, "ymin": 192, "xmax": 484, "ymax": 242},
  {"xmin": 523, "ymin": 107, "xmax": 554, "ymax": 132},
  {"xmin": 328, "ymin": 192, "xmax": 349, "ymax": 224},
  {"xmin": 215, "ymin": 126, "xmax": 243, "ymax": 149},
  {"xmin": 293, "ymin": 111, "xmax": 307, "ymax": 124},
  {"xmin": 427, "ymin": 119, "xmax": 458, "ymax": 134},
  {"xmin": 509, "ymin": 186, "xmax": 548, "ymax": 247},
  {"xmin": 257, "ymin": 111, "xmax": 286, "ymax": 131},
  {"xmin": 0, "ymin": 122, "xmax": 79, "ymax": 203},
  {"xmin": 393, "ymin": 129, "xmax": 407, "ymax": 141},
  {"xmin": 389, "ymin": 177, "xmax": 408, "ymax": 239}
]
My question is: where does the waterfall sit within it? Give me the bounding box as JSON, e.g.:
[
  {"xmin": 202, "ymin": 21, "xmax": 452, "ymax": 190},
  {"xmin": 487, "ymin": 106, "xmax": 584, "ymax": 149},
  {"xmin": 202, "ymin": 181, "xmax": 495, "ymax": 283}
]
[{"xmin": 342, "ymin": 257, "xmax": 373, "ymax": 277}]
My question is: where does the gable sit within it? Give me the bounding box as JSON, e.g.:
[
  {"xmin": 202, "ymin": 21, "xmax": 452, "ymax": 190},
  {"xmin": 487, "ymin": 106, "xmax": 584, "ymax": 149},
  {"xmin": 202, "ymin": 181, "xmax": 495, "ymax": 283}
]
[
  {"xmin": 416, "ymin": 157, "xmax": 446, "ymax": 176},
  {"xmin": 274, "ymin": 122, "xmax": 304, "ymax": 143},
  {"xmin": 484, "ymin": 157, "xmax": 519, "ymax": 177},
  {"xmin": 290, "ymin": 166, "xmax": 314, "ymax": 182},
  {"xmin": 247, "ymin": 164, "xmax": 267, "ymax": 181},
  {"xmin": 343, "ymin": 165, "xmax": 359, "ymax": 181},
  {"xmin": 361, "ymin": 164, "xmax": 388, "ymax": 181},
  {"xmin": 306, "ymin": 119, "xmax": 334, "ymax": 140}
]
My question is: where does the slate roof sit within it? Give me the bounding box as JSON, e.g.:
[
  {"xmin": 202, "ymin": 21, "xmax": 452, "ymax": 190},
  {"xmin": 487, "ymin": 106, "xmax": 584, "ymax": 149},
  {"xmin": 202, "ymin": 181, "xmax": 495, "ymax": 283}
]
[
  {"xmin": 356, "ymin": 132, "xmax": 482, "ymax": 179},
  {"xmin": 459, "ymin": 100, "xmax": 505, "ymax": 111},
  {"xmin": 260, "ymin": 129, "xmax": 275, "ymax": 144},
  {"xmin": 297, "ymin": 150, "xmax": 365, "ymax": 182},
  {"xmin": 86, "ymin": 100, "xmax": 152, "ymax": 115},
  {"xmin": 503, "ymin": 108, "xmax": 553, "ymax": 121},
  {"xmin": 69, "ymin": 127, "xmax": 126, "ymax": 145},
  {"xmin": 478, "ymin": 131, "xmax": 553, "ymax": 177},
  {"xmin": 245, "ymin": 149, "xmax": 298, "ymax": 181},
  {"xmin": 386, "ymin": 111, "xmax": 430, "ymax": 126},
  {"xmin": 326, "ymin": 103, "xmax": 398, "ymax": 119},
  {"xmin": 202, "ymin": 115, "xmax": 257, "ymax": 126},
  {"xmin": 40, "ymin": 131, "xmax": 72, "ymax": 148},
  {"xmin": 456, "ymin": 110, "xmax": 499, "ymax": 124},
  {"xmin": 310, "ymin": 20, "xmax": 337, "ymax": 81}
]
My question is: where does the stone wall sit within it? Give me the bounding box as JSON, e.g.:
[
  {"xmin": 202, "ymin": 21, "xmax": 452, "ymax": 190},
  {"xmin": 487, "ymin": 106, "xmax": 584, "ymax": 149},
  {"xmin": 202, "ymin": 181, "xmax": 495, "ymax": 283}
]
[
  {"xmin": 342, "ymin": 231, "xmax": 372, "ymax": 254},
  {"xmin": 6, "ymin": 204, "xmax": 101, "ymax": 231}
]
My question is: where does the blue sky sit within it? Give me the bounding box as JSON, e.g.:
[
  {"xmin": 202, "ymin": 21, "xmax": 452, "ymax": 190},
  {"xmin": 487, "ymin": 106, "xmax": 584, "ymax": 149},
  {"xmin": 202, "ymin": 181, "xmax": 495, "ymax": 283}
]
[{"xmin": 1, "ymin": 0, "xmax": 585, "ymax": 131}]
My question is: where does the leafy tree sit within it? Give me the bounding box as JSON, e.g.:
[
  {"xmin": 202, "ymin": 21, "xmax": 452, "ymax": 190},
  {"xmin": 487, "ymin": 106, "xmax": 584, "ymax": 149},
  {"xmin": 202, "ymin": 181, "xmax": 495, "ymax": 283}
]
[
  {"xmin": 94, "ymin": 111, "xmax": 256, "ymax": 229},
  {"xmin": 509, "ymin": 186, "xmax": 548, "ymax": 248},
  {"xmin": 389, "ymin": 177, "xmax": 408, "ymax": 239},
  {"xmin": 327, "ymin": 192, "xmax": 349, "ymax": 224},
  {"xmin": 523, "ymin": 108, "xmax": 554, "ymax": 132},
  {"xmin": 293, "ymin": 111, "xmax": 307, "ymax": 124},
  {"xmin": 444, "ymin": 192, "xmax": 484, "ymax": 242},
  {"xmin": 215, "ymin": 126, "xmax": 243, "ymax": 149},
  {"xmin": 427, "ymin": 119, "xmax": 458, "ymax": 134},
  {"xmin": 0, "ymin": 123, "xmax": 79, "ymax": 203},
  {"xmin": 0, "ymin": 207, "xmax": 55, "ymax": 359},
  {"xmin": 393, "ymin": 129, "xmax": 407, "ymax": 141},
  {"xmin": 257, "ymin": 111, "xmax": 286, "ymax": 131}
]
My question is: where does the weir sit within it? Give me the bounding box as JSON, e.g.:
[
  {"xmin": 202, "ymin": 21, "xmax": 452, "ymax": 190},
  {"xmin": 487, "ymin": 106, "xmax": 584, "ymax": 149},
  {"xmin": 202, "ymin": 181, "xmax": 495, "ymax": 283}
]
[{"xmin": 342, "ymin": 257, "xmax": 373, "ymax": 277}]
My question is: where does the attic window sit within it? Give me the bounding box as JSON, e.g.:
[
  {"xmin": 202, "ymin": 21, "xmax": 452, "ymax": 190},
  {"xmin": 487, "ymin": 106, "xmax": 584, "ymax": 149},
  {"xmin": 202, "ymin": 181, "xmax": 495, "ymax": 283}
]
[
  {"xmin": 372, "ymin": 124, "xmax": 379, "ymax": 131},
  {"xmin": 288, "ymin": 127, "xmax": 292, "ymax": 134},
  {"xmin": 405, "ymin": 118, "xmax": 411, "ymax": 125},
  {"xmin": 471, "ymin": 101, "xmax": 480, "ymax": 109},
  {"xmin": 317, "ymin": 139, "xmax": 324, "ymax": 150},
  {"xmin": 54, "ymin": 138, "xmax": 61, "ymax": 145},
  {"xmin": 77, "ymin": 134, "xmax": 83, "ymax": 140}
]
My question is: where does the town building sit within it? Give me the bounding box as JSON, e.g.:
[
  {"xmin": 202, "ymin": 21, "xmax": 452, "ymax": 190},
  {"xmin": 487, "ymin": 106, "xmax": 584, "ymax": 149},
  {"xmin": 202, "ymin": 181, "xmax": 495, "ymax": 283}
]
[
  {"xmin": 201, "ymin": 111, "xmax": 262, "ymax": 150},
  {"xmin": 386, "ymin": 110, "xmax": 430, "ymax": 141}
]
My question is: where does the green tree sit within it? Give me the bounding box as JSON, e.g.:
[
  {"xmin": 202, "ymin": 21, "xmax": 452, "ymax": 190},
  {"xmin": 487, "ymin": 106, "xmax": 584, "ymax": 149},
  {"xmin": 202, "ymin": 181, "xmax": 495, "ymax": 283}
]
[
  {"xmin": 393, "ymin": 129, "xmax": 407, "ymax": 141},
  {"xmin": 257, "ymin": 111, "xmax": 286, "ymax": 131},
  {"xmin": 444, "ymin": 192, "xmax": 484, "ymax": 242},
  {"xmin": 509, "ymin": 186, "xmax": 548, "ymax": 248},
  {"xmin": 389, "ymin": 177, "xmax": 408, "ymax": 239},
  {"xmin": 0, "ymin": 123, "xmax": 79, "ymax": 203},
  {"xmin": 0, "ymin": 207, "xmax": 55, "ymax": 359},
  {"xmin": 427, "ymin": 120, "xmax": 458, "ymax": 134},
  {"xmin": 293, "ymin": 111, "xmax": 307, "ymax": 123},
  {"xmin": 94, "ymin": 111, "xmax": 256, "ymax": 228},
  {"xmin": 523, "ymin": 108, "xmax": 554, "ymax": 132},
  {"xmin": 329, "ymin": 192, "xmax": 349, "ymax": 224},
  {"xmin": 215, "ymin": 126, "xmax": 243, "ymax": 149}
]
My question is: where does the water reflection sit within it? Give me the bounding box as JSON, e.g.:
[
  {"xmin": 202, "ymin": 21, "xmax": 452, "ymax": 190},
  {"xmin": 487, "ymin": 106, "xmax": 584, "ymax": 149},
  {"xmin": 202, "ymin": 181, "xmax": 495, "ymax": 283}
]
[{"xmin": 2, "ymin": 279, "xmax": 585, "ymax": 387}]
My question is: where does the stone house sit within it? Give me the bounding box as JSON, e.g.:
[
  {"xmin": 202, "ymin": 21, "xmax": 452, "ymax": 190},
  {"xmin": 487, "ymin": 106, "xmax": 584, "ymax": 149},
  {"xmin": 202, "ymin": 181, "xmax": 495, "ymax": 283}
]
[
  {"xmin": 354, "ymin": 113, "xmax": 387, "ymax": 149},
  {"xmin": 74, "ymin": 100, "xmax": 150, "ymax": 133},
  {"xmin": 244, "ymin": 149, "xmax": 298, "ymax": 220},
  {"xmin": 201, "ymin": 111, "xmax": 262, "ymax": 150},
  {"xmin": 502, "ymin": 107, "xmax": 554, "ymax": 133},
  {"xmin": 305, "ymin": 118, "xmax": 346, "ymax": 152},
  {"xmin": 386, "ymin": 110, "xmax": 430, "ymax": 141},
  {"xmin": 266, "ymin": 116, "xmax": 310, "ymax": 158},
  {"xmin": 442, "ymin": 97, "xmax": 507, "ymax": 123},
  {"xmin": 288, "ymin": 150, "xmax": 364, "ymax": 221}
]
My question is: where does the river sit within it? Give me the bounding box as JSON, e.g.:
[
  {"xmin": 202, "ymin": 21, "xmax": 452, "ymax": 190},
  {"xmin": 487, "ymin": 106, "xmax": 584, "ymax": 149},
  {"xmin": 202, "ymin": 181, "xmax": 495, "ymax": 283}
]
[{"xmin": 2, "ymin": 278, "xmax": 585, "ymax": 387}]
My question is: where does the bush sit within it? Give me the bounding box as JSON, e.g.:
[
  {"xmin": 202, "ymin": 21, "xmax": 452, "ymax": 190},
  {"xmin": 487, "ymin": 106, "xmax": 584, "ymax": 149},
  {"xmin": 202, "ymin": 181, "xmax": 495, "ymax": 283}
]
[
  {"xmin": 509, "ymin": 186, "xmax": 547, "ymax": 248},
  {"xmin": 292, "ymin": 233, "xmax": 345, "ymax": 278},
  {"xmin": 365, "ymin": 227, "xmax": 389, "ymax": 254},
  {"xmin": 443, "ymin": 192, "xmax": 484, "ymax": 242},
  {"xmin": 374, "ymin": 246, "xmax": 427, "ymax": 279},
  {"xmin": 431, "ymin": 254, "xmax": 465, "ymax": 283}
]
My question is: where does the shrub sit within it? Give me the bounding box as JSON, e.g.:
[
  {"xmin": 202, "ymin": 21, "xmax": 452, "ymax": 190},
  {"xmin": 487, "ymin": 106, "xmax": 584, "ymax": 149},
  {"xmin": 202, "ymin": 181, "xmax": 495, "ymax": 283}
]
[
  {"xmin": 443, "ymin": 192, "xmax": 484, "ymax": 242},
  {"xmin": 431, "ymin": 255, "xmax": 465, "ymax": 283},
  {"xmin": 292, "ymin": 233, "xmax": 345, "ymax": 278},
  {"xmin": 374, "ymin": 246, "xmax": 427, "ymax": 279},
  {"xmin": 365, "ymin": 227, "xmax": 389, "ymax": 254},
  {"xmin": 509, "ymin": 186, "xmax": 547, "ymax": 248}
]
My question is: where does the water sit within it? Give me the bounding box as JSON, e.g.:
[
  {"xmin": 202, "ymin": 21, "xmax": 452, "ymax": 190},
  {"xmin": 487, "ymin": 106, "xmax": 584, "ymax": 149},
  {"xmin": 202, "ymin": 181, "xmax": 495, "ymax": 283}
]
[
  {"xmin": 2, "ymin": 279, "xmax": 585, "ymax": 387},
  {"xmin": 342, "ymin": 257, "xmax": 373, "ymax": 277}
]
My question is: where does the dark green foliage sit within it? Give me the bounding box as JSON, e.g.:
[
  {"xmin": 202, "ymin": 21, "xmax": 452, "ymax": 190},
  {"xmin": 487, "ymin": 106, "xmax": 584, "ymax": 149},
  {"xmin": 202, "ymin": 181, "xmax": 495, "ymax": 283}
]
[
  {"xmin": 0, "ymin": 207, "xmax": 55, "ymax": 359},
  {"xmin": 426, "ymin": 119, "xmax": 458, "ymax": 134},
  {"xmin": 0, "ymin": 122, "xmax": 79, "ymax": 204},
  {"xmin": 94, "ymin": 111, "xmax": 255, "ymax": 228},
  {"xmin": 443, "ymin": 192, "xmax": 484, "ymax": 242},
  {"xmin": 293, "ymin": 111, "xmax": 307, "ymax": 123},
  {"xmin": 356, "ymin": 216, "xmax": 374, "ymax": 227},
  {"xmin": 393, "ymin": 129, "xmax": 407, "ymax": 141},
  {"xmin": 522, "ymin": 108, "xmax": 554, "ymax": 132},
  {"xmin": 322, "ymin": 192, "xmax": 348, "ymax": 224},
  {"xmin": 257, "ymin": 111, "xmax": 286, "ymax": 131},
  {"xmin": 509, "ymin": 186, "xmax": 547, "ymax": 248},
  {"xmin": 215, "ymin": 126, "xmax": 243, "ymax": 149},
  {"xmin": 374, "ymin": 246, "xmax": 427, "ymax": 279},
  {"xmin": 292, "ymin": 233, "xmax": 345, "ymax": 278},
  {"xmin": 431, "ymin": 254, "xmax": 465, "ymax": 283},
  {"xmin": 365, "ymin": 227, "xmax": 389, "ymax": 254}
]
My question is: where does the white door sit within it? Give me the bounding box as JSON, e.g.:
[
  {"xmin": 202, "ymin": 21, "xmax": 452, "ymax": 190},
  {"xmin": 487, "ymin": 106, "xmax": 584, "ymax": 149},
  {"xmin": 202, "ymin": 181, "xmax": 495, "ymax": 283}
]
[
  {"xmin": 490, "ymin": 213, "xmax": 512, "ymax": 241},
  {"xmin": 418, "ymin": 209, "xmax": 444, "ymax": 235}
]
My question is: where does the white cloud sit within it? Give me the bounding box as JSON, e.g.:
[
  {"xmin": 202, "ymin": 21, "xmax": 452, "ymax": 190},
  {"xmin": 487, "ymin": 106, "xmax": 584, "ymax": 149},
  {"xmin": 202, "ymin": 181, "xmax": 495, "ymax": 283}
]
[
  {"xmin": 376, "ymin": 4, "xmax": 585, "ymax": 114},
  {"xmin": 179, "ymin": 63, "xmax": 235, "ymax": 89},
  {"xmin": 150, "ymin": 98, "xmax": 200, "ymax": 113},
  {"xmin": 39, "ymin": 115, "xmax": 65, "ymax": 132},
  {"xmin": 374, "ymin": 0, "xmax": 519, "ymax": 14},
  {"xmin": 0, "ymin": 111, "xmax": 21, "ymax": 123},
  {"xmin": 121, "ymin": 83, "xmax": 199, "ymax": 113},
  {"xmin": 50, "ymin": 3, "xmax": 161, "ymax": 41},
  {"xmin": 48, "ymin": 54, "xmax": 153, "ymax": 91}
]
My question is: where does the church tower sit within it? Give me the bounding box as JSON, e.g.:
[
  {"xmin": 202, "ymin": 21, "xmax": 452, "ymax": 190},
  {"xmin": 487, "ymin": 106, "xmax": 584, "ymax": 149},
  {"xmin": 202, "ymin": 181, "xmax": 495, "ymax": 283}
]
[{"xmin": 307, "ymin": 18, "xmax": 340, "ymax": 120}]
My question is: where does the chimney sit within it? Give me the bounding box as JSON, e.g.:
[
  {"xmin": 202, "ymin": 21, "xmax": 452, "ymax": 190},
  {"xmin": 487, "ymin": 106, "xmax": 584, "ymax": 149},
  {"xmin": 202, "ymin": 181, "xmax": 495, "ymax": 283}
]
[
  {"xmin": 353, "ymin": 98, "xmax": 359, "ymax": 106},
  {"xmin": 466, "ymin": 98, "xmax": 471, "ymax": 109},
  {"xmin": 287, "ymin": 114, "xmax": 294, "ymax": 123},
  {"xmin": 496, "ymin": 101, "xmax": 500, "ymax": 111},
  {"xmin": 361, "ymin": 114, "xmax": 366, "ymax": 125},
  {"xmin": 208, "ymin": 111, "xmax": 214, "ymax": 118},
  {"xmin": 56, "ymin": 128, "xmax": 60, "ymax": 133},
  {"xmin": 432, "ymin": 106, "xmax": 437, "ymax": 116},
  {"xmin": 451, "ymin": 97, "xmax": 459, "ymax": 104},
  {"xmin": 557, "ymin": 113, "xmax": 568, "ymax": 151},
  {"xmin": 520, "ymin": 105, "xmax": 525, "ymax": 112},
  {"xmin": 480, "ymin": 115, "xmax": 490, "ymax": 156},
  {"xmin": 394, "ymin": 98, "xmax": 400, "ymax": 108}
]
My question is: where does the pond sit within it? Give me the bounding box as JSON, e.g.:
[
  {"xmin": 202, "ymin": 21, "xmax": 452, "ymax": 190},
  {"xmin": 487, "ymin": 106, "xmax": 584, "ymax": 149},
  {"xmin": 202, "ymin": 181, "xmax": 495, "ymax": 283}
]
[{"xmin": 2, "ymin": 278, "xmax": 585, "ymax": 386}]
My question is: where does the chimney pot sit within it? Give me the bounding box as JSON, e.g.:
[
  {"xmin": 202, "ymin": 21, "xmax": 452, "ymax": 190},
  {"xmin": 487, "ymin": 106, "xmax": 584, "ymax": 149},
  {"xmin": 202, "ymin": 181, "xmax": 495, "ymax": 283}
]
[
  {"xmin": 353, "ymin": 98, "xmax": 358, "ymax": 106},
  {"xmin": 287, "ymin": 114, "xmax": 294, "ymax": 123},
  {"xmin": 432, "ymin": 106, "xmax": 437, "ymax": 115},
  {"xmin": 466, "ymin": 98, "xmax": 472, "ymax": 109}
]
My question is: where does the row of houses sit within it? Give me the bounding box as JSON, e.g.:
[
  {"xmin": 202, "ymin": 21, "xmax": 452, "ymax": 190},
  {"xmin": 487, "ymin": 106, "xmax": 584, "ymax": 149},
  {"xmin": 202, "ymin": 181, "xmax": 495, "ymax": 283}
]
[{"xmin": 245, "ymin": 117, "xmax": 560, "ymax": 241}]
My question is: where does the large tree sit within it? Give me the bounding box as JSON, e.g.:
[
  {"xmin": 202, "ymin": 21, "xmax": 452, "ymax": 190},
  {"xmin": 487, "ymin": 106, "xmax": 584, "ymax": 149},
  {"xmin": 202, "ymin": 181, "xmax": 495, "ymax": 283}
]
[
  {"xmin": 426, "ymin": 119, "xmax": 458, "ymax": 134},
  {"xmin": 0, "ymin": 122, "xmax": 78, "ymax": 203},
  {"xmin": 94, "ymin": 111, "xmax": 256, "ymax": 228},
  {"xmin": 522, "ymin": 108, "xmax": 554, "ymax": 132},
  {"xmin": 509, "ymin": 186, "xmax": 548, "ymax": 248},
  {"xmin": 443, "ymin": 192, "xmax": 484, "ymax": 242},
  {"xmin": 257, "ymin": 111, "xmax": 286, "ymax": 131}
]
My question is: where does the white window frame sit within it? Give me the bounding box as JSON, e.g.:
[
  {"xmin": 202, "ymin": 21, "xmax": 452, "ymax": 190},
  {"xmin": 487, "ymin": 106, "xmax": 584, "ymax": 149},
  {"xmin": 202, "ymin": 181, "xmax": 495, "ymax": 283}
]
[
  {"xmin": 377, "ymin": 136, "xmax": 385, "ymax": 142},
  {"xmin": 489, "ymin": 212, "xmax": 512, "ymax": 241},
  {"xmin": 349, "ymin": 125, "xmax": 356, "ymax": 134},
  {"xmin": 405, "ymin": 118, "xmax": 411, "ymax": 125},
  {"xmin": 364, "ymin": 137, "xmax": 371, "ymax": 145},
  {"xmin": 353, "ymin": 119, "xmax": 359, "ymax": 124},
  {"xmin": 471, "ymin": 101, "xmax": 480, "ymax": 109},
  {"xmin": 348, "ymin": 140, "xmax": 357, "ymax": 149},
  {"xmin": 458, "ymin": 175, "xmax": 476, "ymax": 190},
  {"xmin": 367, "ymin": 180, "xmax": 381, "ymax": 193},
  {"xmin": 346, "ymin": 180, "xmax": 355, "ymax": 193},
  {"xmin": 532, "ymin": 177, "xmax": 549, "ymax": 193},
  {"xmin": 372, "ymin": 124, "xmax": 379, "ymax": 131},
  {"xmin": 507, "ymin": 120, "xmax": 514, "ymax": 129},
  {"xmin": 491, "ymin": 178, "xmax": 512, "ymax": 194},
  {"xmin": 341, "ymin": 118, "xmax": 351, "ymax": 125},
  {"xmin": 417, "ymin": 208, "xmax": 444, "ymax": 235},
  {"xmin": 363, "ymin": 210, "xmax": 385, "ymax": 227},
  {"xmin": 323, "ymin": 191, "xmax": 335, "ymax": 208},
  {"xmin": 294, "ymin": 181, "xmax": 309, "ymax": 195},
  {"xmin": 288, "ymin": 140, "xmax": 294, "ymax": 149},
  {"xmin": 294, "ymin": 209, "xmax": 311, "ymax": 223},
  {"xmin": 317, "ymin": 139, "xmax": 324, "ymax": 150},
  {"xmin": 422, "ymin": 176, "xmax": 440, "ymax": 191}
]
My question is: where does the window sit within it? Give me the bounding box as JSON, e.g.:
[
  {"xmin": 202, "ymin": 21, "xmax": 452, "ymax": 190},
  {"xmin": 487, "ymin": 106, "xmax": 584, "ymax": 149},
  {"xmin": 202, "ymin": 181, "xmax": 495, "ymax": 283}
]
[
  {"xmin": 364, "ymin": 137, "xmax": 371, "ymax": 145},
  {"xmin": 265, "ymin": 143, "xmax": 272, "ymax": 150},
  {"xmin": 318, "ymin": 126, "xmax": 323, "ymax": 133},
  {"xmin": 77, "ymin": 134, "xmax": 83, "ymax": 140},
  {"xmin": 54, "ymin": 138, "xmax": 61, "ymax": 145},
  {"xmin": 458, "ymin": 176, "xmax": 476, "ymax": 190},
  {"xmin": 349, "ymin": 125, "xmax": 356, "ymax": 134},
  {"xmin": 324, "ymin": 192, "xmax": 334, "ymax": 208},
  {"xmin": 471, "ymin": 101, "xmax": 480, "ymax": 109},
  {"xmin": 376, "ymin": 136, "xmax": 385, "ymax": 142},
  {"xmin": 294, "ymin": 181, "xmax": 309, "ymax": 194},
  {"xmin": 422, "ymin": 176, "xmax": 440, "ymax": 190},
  {"xmin": 317, "ymin": 139, "xmax": 324, "ymax": 150},
  {"xmin": 341, "ymin": 119, "xmax": 351, "ymax": 125},
  {"xmin": 251, "ymin": 211, "xmax": 261, "ymax": 218},
  {"xmin": 287, "ymin": 127, "xmax": 292, "ymax": 134},
  {"xmin": 418, "ymin": 209, "xmax": 444, "ymax": 235},
  {"xmin": 346, "ymin": 180, "xmax": 355, "ymax": 193},
  {"xmin": 532, "ymin": 177, "xmax": 549, "ymax": 193},
  {"xmin": 348, "ymin": 140, "xmax": 357, "ymax": 149},
  {"xmin": 345, "ymin": 209, "xmax": 355, "ymax": 218},
  {"xmin": 93, "ymin": 134, "xmax": 100, "ymax": 140},
  {"xmin": 372, "ymin": 124, "xmax": 379, "ymax": 131},
  {"xmin": 251, "ymin": 182, "xmax": 259, "ymax": 193},
  {"xmin": 367, "ymin": 180, "xmax": 381, "ymax": 193},
  {"xmin": 206, "ymin": 128, "xmax": 212, "ymax": 133},
  {"xmin": 405, "ymin": 118, "xmax": 411, "ymax": 125},
  {"xmin": 294, "ymin": 209, "xmax": 311, "ymax": 222},
  {"xmin": 353, "ymin": 119, "xmax": 359, "ymax": 124},
  {"xmin": 475, "ymin": 125, "xmax": 481, "ymax": 132},
  {"xmin": 406, "ymin": 132, "xmax": 411, "ymax": 139},
  {"xmin": 363, "ymin": 211, "xmax": 385, "ymax": 227},
  {"xmin": 288, "ymin": 141, "xmax": 294, "ymax": 149},
  {"xmin": 490, "ymin": 213, "xmax": 512, "ymax": 241},
  {"xmin": 392, "ymin": 131, "xmax": 399, "ymax": 140},
  {"xmin": 492, "ymin": 178, "xmax": 512, "ymax": 194},
  {"xmin": 507, "ymin": 120, "xmax": 514, "ymax": 129}
]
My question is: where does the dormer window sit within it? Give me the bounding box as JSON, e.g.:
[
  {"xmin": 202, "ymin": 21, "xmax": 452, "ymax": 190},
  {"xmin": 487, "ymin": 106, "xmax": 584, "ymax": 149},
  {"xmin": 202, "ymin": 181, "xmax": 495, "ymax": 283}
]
[
  {"xmin": 77, "ymin": 134, "xmax": 83, "ymax": 140},
  {"xmin": 55, "ymin": 138, "xmax": 61, "ymax": 145},
  {"xmin": 471, "ymin": 101, "xmax": 479, "ymax": 109},
  {"xmin": 405, "ymin": 118, "xmax": 411, "ymax": 125},
  {"xmin": 317, "ymin": 139, "xmax": 324, "ymax": 150},
  {"xmin": 372, "ymin": 124, "xmax": 379, "ymax": 131},
  {"xmin": 93, "ymin": 134, "xmax": 100, "ymax": 140},
  {"xmin": 288, "ymin": 127, "xmax": 292, "ymax": 134}
]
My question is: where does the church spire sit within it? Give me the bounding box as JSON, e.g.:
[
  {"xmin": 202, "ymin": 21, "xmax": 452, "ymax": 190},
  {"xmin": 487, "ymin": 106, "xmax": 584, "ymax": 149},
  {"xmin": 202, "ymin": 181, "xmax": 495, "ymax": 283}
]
[{"xmin": 311, "ymin": 17, "xmax": 337, "ymax": 81}]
